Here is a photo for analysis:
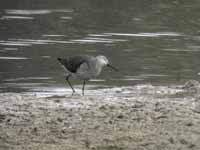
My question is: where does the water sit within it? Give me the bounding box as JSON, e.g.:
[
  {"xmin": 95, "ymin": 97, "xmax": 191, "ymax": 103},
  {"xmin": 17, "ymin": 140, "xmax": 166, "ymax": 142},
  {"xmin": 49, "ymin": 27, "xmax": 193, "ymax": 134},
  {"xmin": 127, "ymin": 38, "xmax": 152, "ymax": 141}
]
[{"xmin": 1, "ymin": 0, "xmax": 200, "ymax": 93}]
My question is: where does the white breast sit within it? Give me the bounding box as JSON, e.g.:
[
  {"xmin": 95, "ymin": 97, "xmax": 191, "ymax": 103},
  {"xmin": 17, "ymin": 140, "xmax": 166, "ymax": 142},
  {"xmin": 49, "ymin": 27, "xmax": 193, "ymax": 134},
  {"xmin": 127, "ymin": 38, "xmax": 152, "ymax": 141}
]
[{"xmin": 76, "ymin": 60, "xmax": 103, "ymax": 80}]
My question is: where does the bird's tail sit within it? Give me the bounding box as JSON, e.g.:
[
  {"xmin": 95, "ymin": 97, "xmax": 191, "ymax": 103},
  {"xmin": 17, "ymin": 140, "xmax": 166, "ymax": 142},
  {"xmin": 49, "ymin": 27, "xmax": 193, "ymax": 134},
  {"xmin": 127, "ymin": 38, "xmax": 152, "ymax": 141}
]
[
  {"xmin": 57, "ymin": 57, "xmax": 68, "ymax": 66},
  {"xmin": 57, "ymin": 57, "xmax": 63, "ymax": 64}
]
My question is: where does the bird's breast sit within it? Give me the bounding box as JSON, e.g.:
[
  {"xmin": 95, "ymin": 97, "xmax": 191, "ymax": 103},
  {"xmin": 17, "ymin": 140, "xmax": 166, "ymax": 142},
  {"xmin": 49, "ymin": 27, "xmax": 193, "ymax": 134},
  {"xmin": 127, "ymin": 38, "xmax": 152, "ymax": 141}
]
[{"xmin": 76, "ymin": 62, "xmax": 103, "ymax": 80}]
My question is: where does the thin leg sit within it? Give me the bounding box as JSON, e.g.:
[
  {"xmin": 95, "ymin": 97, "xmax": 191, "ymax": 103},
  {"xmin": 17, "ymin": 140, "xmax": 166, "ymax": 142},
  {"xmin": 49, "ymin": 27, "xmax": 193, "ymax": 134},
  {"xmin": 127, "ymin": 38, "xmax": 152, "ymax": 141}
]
[
  {"xmin": 66, "ymin": 75, "xmax": 75, "ymax": 95},
  {"xmin": 82, "ymin": 80, "xmax": 86, "ymax": 96}
]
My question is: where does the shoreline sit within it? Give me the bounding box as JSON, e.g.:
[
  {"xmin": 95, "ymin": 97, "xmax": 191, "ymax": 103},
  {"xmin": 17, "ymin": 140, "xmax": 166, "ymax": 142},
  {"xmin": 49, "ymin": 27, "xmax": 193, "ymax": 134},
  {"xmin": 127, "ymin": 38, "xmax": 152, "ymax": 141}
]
[{"xmin": 0, "ymin": 82, "xmax": 200, "ymax": 150}]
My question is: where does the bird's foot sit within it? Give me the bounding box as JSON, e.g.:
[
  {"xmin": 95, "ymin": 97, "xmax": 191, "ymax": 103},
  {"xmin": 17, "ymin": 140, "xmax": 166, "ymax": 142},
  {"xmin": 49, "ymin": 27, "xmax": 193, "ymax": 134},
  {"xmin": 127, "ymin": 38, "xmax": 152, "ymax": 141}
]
[{"xmin": 71, "ymin": 90, "xmax": 76, "ymax": 96}]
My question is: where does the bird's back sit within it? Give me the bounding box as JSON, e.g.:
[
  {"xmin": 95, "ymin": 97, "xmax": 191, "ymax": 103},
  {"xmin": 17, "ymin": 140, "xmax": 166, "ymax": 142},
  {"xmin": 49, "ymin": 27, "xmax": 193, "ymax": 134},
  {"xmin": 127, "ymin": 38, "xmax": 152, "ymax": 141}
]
[{"xmin": 57, "ymin": 55, "xmax": 91, "ymax": 73}]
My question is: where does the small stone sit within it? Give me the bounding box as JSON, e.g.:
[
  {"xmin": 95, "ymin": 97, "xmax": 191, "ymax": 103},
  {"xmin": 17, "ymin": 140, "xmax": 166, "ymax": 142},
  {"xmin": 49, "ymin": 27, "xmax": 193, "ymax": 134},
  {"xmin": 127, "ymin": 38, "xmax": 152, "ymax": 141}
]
[
  {"xmin": 109, "ymin": 120, "xmax": 113, "ymax": 124},
  {"xmin": 6, "ymin": 118, "xmax": 11, "ymax": 122},
  {"xmin": 180, "ymin": 138, "xmax": 188, "ymax": 145},
  {"xmin": 57, "ymin": 117, "xmax": 63, "ymax": 122},
  {"xmin": 188, "ymin": 143, "xmax": 195, "ymax": 148},
  {"xmin": 117, "ymin": 114, "xmax": 124, "ymax": 119},
  {"xmin": 99, "ymin": 105, "xmax": 106, "ymax": 110},
  {"xmin": 185, "ymin": 122, "xmax": 193, "ymax": 126},
  {"xmin": 54, "ymin": 99, "xmax": 60, "ymax": 103},
  {"xmin": 61, "ymin": 129, "xmax": 65, "ymax": 134},
  {"xmin": 32, "ymin": 127, "xmax": 38, "ymax": 133},
  {"xmin": 168, "ymin": 137, "xmax": 174, "ymax": 144},
  {"xmin": 94, "ymin": 125, "xmax": 100, "ymax": 129}
]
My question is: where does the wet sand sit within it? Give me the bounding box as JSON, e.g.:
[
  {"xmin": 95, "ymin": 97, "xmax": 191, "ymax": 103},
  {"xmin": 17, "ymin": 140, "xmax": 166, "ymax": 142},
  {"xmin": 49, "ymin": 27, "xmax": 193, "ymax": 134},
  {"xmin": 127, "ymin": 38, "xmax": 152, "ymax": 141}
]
[{"xmin": 0, "ymin": 81, "xmax": 200, "ymax": 150}]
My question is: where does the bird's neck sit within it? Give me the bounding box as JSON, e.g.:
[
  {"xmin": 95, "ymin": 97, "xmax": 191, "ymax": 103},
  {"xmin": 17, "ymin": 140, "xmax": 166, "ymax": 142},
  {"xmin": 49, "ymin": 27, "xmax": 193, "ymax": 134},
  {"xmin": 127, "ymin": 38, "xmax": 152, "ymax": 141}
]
[{"xmin": 94, "ymin": 59, "xmax": 104, "ymax": 76}]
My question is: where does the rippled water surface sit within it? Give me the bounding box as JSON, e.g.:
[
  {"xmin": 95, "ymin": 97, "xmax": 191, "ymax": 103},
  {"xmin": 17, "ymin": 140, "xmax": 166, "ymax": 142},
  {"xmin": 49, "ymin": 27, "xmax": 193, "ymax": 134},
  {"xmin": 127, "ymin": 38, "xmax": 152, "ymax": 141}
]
[{"xmin": 1, "ymin": 0, "xmax": 200, "ymax": 92}]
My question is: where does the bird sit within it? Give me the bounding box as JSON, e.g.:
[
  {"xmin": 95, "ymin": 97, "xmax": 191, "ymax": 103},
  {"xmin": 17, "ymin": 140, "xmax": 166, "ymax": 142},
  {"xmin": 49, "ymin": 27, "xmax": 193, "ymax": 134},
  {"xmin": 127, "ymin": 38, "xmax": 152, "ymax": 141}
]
[{"xmin": 57, "ymin": 55, "xmax": 118, "ymax": 95}]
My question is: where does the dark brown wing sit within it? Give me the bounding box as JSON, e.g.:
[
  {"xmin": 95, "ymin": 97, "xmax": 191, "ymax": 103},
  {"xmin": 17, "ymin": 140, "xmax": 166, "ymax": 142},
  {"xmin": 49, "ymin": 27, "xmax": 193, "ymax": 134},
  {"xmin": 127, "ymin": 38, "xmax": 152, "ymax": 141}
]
[{"xmin": 57, "ymin": 55, "xmax": 90, "ymax": 73}]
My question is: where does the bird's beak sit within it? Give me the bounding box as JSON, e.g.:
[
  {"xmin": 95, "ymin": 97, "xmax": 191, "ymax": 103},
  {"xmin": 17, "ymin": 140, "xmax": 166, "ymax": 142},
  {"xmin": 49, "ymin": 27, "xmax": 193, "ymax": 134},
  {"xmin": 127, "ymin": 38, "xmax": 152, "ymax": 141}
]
[{"xmin": 107, "ymin": 64, "xmax": 118, "ymax": 71}]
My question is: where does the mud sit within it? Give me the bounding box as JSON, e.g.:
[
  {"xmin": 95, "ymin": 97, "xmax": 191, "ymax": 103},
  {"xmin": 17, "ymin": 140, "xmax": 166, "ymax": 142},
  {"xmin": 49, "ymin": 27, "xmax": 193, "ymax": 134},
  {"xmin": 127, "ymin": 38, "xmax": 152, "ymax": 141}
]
[{"xmin": 0, "ymin": 81, "xmax": 200, "ymax": 150}]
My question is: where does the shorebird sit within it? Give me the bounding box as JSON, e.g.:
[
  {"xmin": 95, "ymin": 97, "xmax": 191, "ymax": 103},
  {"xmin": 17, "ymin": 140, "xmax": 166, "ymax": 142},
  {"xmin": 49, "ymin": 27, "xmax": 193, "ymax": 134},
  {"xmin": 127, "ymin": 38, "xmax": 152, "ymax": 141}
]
[{"xmin": 57, "ymin": 55, "xmax": 118, "ymax": 95}]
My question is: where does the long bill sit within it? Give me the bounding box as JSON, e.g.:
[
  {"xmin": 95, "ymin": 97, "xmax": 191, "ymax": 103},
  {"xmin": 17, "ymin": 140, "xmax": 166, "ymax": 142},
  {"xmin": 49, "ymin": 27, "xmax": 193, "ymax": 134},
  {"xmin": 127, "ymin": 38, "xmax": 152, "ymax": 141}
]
[{"xmin": 107, "ymin": 64, "xmax": 118, "ymax": 71}]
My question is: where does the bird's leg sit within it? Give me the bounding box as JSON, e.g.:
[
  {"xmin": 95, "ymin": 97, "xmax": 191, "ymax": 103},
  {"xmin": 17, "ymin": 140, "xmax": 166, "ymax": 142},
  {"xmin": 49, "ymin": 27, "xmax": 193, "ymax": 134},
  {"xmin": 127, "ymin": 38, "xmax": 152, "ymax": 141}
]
[
  {"xmin": 66, "ymin": 75, "xmax": 75, "ymax": 95},
  {"xmin": 82, "ymin": 80, "xmax": 86, "ymax": 96}
]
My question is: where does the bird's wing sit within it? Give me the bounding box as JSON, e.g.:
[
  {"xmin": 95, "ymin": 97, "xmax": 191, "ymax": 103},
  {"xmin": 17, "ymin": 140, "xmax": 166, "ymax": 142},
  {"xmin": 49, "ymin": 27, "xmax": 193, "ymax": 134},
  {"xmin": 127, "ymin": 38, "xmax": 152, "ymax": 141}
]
[
  {"xmin": 78, "ymin": 62, "xmax": 90, "ymax": 73},
  {"xmin": 58, "ymin": 56, "xmax": 90, "ymax": 73}
]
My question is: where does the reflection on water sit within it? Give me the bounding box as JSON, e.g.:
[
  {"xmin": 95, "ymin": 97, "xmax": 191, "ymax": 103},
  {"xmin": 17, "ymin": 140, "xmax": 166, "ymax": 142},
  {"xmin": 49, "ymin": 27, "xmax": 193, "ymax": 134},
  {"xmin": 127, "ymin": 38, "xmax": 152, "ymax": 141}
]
[
  {"xmin": 162, "ymin": 48, "xmax": 200, "ymax": 52},
  {"xmin": 60, "ymin": 16, "xmax": 73, "ymax": 20},
  {"xmin": 71, "ymin": 37, "xmax": 127, "ymax": 44},
  {"xmin": 42, "ymin": 34, "xmax": 65, "ymax": 37},
  {"xmin": 1, "ymin": 16, "xmax": 34, "ymax": 20},
  {"xmin": 5, "ymin": 9, "xmax": 74, "ymax": 15},
  {"xmin": 0, "ymin": 40, "xmax": 31, "ymax": 46},
  {"xmin": 104, "ymin": 32, "xmax": 182, "ymax": 37},
  {"xmin": 3, "ymin": 77, "xmax": 52, "ymax": 82},
  {"xmin": 0, "ymin": 56, "xmax": 29, "ymax": 60},
  {"xmin": 1, "ymin": 1, "xmax": 200, "ymax": 92}
]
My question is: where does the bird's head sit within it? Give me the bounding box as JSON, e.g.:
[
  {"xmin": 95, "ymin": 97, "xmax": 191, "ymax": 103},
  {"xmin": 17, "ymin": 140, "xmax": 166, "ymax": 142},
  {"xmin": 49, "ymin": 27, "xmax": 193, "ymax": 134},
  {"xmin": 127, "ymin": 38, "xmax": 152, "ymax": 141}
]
[
  {"xmin": 96, "ymin": 55, "xmax": 109, "ymax": 66},
  {"xmin": 96, "ymin": 55, "xmax": 118, "ymax": 71}
]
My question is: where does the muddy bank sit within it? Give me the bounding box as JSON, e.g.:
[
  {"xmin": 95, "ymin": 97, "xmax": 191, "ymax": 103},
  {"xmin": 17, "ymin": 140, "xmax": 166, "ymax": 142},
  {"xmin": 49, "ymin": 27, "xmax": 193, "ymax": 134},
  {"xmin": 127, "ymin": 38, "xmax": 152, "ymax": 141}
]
[{"xmin": 0, "ymin": 82, "xmax": 200, "ymax": 150}]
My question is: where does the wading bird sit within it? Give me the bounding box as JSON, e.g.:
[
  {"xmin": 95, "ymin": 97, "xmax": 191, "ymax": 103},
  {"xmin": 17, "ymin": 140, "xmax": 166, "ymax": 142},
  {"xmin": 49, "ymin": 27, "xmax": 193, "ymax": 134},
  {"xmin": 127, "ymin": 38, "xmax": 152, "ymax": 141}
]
[{"xmin": 57, "ymin": 55, "xmax": 118, "ymax": 95}]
